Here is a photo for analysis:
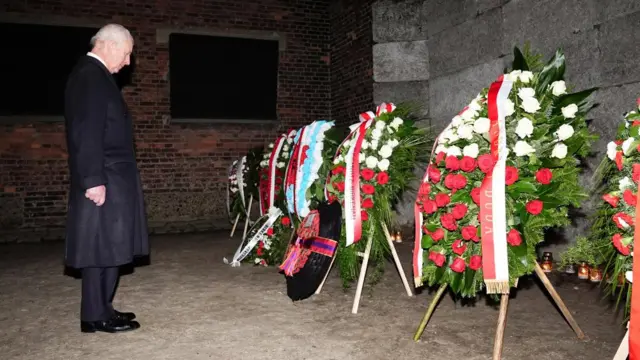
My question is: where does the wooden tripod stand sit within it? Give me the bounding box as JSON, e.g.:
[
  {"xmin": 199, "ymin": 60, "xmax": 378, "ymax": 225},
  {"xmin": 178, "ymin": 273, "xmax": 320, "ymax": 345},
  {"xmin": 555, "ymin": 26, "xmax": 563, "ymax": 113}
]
[
  {"xmin": 229, "ymin": 194, "xmax": 254, "ymax": 240},
  {"xmin": 414, "ymin": 263, "xmax": 585, "ymax": 360}
]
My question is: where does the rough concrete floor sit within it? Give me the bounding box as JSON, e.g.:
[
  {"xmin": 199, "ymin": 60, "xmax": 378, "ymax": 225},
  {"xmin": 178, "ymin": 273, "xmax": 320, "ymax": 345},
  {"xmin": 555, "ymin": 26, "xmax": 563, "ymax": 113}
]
[{"xmin": 0, "ymin": 232, "xmax": 627, "ymax": 360}]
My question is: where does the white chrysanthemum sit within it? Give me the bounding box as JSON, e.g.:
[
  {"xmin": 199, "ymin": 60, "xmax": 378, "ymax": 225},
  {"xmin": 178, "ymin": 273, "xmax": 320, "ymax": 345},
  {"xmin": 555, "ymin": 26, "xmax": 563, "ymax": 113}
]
[
  {"xmin": 550, "ymin": 81, "xmax": 567, "ymax": 96},
  {"xmin": 607, "ymin": 141, "xmax": 618, "ymax": 161},
  {"xmin": 473, "ymin": 117, "xmax": 490, "ymax": 134},
  {"xmin": 515, "ymin": 118, "xmax": 534, "ymax": 138},
  {"xmin": 457, "ymin": 124, "xmax": 474, "ymax": 140},
  {"xmin": 378, "ymin": 145, "xmax": 393, "ymax": 159},
  {"xmin": 555, "ymin": 124, "xmax": 574, "ymax": 141},
  {"xmin": 504, "ymin": 99, "xmax": 515, "ymax": 116},
  {"xmin": 519, "ymin": 71, "xmax": 534, "ymax": 83},
  {"xmin": 622, "ymin": 137, "xmax": 635, "ymax": 155},
  {"xmin": 378, "ymin": 158, "xmax": 390, "ymax": 171},
  {"xmin": 463, "ymin": 143, "xmax": 479, "ymax": 158},
  {"xmin": 446, "ymin": 146, "xmax": 462, "ymax": 157},
  {"xmin": 561, "ymin": 104, "xmax": 578, "ymax": 118},
  {"xmin": 514, "ymin": 141, "xmax": 536, "ymax": 157},
  {"xmin": 517, "ymin": 87, "xmax": 536, "ymax": 100},
  {"xmin": 521, "ymin": 96, "xmax": 541, "ymax": 113},
  {"xmin": 551, "ymin": 143, "xmax": 568, "ymax": 159},
  {"xmin": 365, "ymin": 156, "xmax": 378, "ymax": 169}
]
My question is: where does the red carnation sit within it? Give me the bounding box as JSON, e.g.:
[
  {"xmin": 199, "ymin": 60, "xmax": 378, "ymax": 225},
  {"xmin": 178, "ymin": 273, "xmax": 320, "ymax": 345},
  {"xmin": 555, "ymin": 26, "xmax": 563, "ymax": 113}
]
[
  {"xmin": 450, "ymin": 257, "xmax": 466, "ymax": 273},
  {"xmin": 452, "ymin": 239, "xmax": 467, "ymax": 255},
  {"xmin": 440, "ymin": 213, "xmax": 458, "ymax": 231},
  {"xmin": 430, "ymin": 228, "xmax": 445, "ymax": 242},
  {"xmin": 332, "ymin": 166, "xmax": 345, "ymax": 175},
  {"xmin": 435, "ymin": 193, "xmax": 451, "ymax": 208},
  {"xmin": 376, "ymin": 171, "xmax": 389, "ymax": 185},
  {"xmin": 477, "ymin": 154, "xmax": 496, "ymax": 174},
  {"xmin": 428, "ymin": 166, "xmax": 442, "ymax": 183},
  {"xmin": 469, "ymin": 255, "xmax": 482, "ymax": 270},
  {"xmin": 535, "ymin": 168, "xmax": 553, "ymax": 185},
  {"xmin": 281, "ymin": 217, "xmax": 291, "ymax": 226},
  {"xmin": 454, "ymin": 174, "xmax": 468, "ymax": 189},
  {"xmin": 623, "ymin": 189, "xmax": 637, "ymax": 207},
  {"xmin": 429, "ymin": 252, "xmax": 446, "ymax": 267},
  {"xmin": 422, "ymin": 200, "xmax": 438, "ymax": 214},
  {"xmin": 418, "ymin": 182, "xmax": 431, "ymax": 197},
  {"xmin": 362, "ymin": 198, "xmax": 374, "ymax": 209},
  {"xmin": 507, "ymin": 229, "xmax": 522, "ymax": 246},
  {"xmin": 452, "ymin": 203, "xmax": 468, "ymax": 220},
  {"xmin": 471, "ymin": 187, "xmax": 481, "ymax": 205},
  {"xmin": 459, "ymin": 156, "xmax": 477, "ymax": 172},
  {"xmin": 435, "ymin": 152, "xmax": 446, "ymax": 165},
  {"xmin": 603, "ymin": 193, "xmax": 619, "ymax": 208},
  {"xmin": 612, "ymin": 212, "xmax": 634, "ymax": 229},
  {"xmin": 612, "ymin": 234, "xmax": 631, "ymax": 256},
  {"xmin": 334, "ymin": 181, "xmax": 345, "ymax": 192},
  {"xmin": 361, "ymin": 168, "xmax": 375, "ymax": 181},
  {"xmin": 361, "ymin": 210, "xmax": 369, "ymax": 221},
  {"xmin": 505, "ymin": 166, "xmax": 519, "ymax": 185},
  {"xmin": 525, "ymin": 200, "xmax": 543, "ymax": 215},
  {"xmin": 445, "ymin": 156, "xmax": 460, "ymax": 171},
  {"xmin": 266, "ymin": 227, "xmax": 274, "ymax": 236},
  {"xmin": 362, "ymin": 184, "xmax": 375, "ymax": 195},
  {"xmin": 461, "ymin": 225, "xmax": 478, "ymax": 242}
]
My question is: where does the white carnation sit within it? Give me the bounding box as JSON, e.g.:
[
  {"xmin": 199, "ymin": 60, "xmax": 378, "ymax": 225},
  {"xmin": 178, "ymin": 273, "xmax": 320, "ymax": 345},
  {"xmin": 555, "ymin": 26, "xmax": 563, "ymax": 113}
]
[
  {"xmin": 371, "ymin": 140, "xmax": 379, "ymax": 149},
  {"xmin": 515, "ymin": 118, "xmax": 534, "ymax": 139},
  {"xmin": 555, "ymin": 124, "xmax": 574, "ymax": 141},
  {"xmin": 378, "ymin": 145, "xmax": 393, "ymax": 158},
  {"xmin": 519, "ymin": 71, "xmax": 534, "ymax": 83},
  {"xmin": 361, "ymin": 140, "xmax": 369, "ymax": 149},
  {"xmin": 387, "ymin": 139, "xmax": 400, "ymax": 148},
  {"xmin": 508, "ymin": 70, "xmax": 522, "ymax": 82},
  {"xmin": 365, "ymin": 156, "xmax": 378, "ymax": 169},
  {"xmin": 435, "ymin": 144, "xmax": 448, "ymax": 154},
  {"xmin": 461, "ymin": 108, "xmax": 477, "ymax": 121},
  {"xmin": 551, "ymin": 143, "xmax": 568, "ymax": 159},
  {"xmin": 457, "ymin": 124, "xmax": 474, "ymax": 140},
  {"xmin": 514, "ymin": 141, "xmax": 536, "ymax": 157},
  {"xmin": 468, "ymin": 100, "xmax": 482, "ymax": 112},
  {"xmin": 521, "ymin": 96, "xmax": 541, "ymax": 113},
  {"xmin": 503, "ymin": 99, "xmax": 515, "ymax": 116},
  {"xmin": 561, "ymin": 104, "xmax": 578, "ymax": 118},
  {"xmin": 378, "ymin": 159, "xmax": 390, "ymax": 171},
  {"xmin": 371, "ymin": 128, "xmax": 382, "ymax": 139},
  {"xmin": 446, "ymin": 146, "xmax": 462, "ymax": 157},
  {"xmin": 607, "ymin": 141, "xmax": 618, "ymax": 161},
  {"xmin": 550, "ymin": 81, "xmax": 567, "ymax": 96},
  {"xmin": 451, "ymin": 115, "xmax": 463, "ymax": 127},
  {"xmin": 517, "ymin": 87, "xmax": 536, "ymax": 100},
  {"xmin": 622, "ymin": 137, "xmax": 635, "ymax": 155},
  {"xmin": 620, "ymin": 176, "xmax": 633, "ymax": 191},
  {"xmin": 463, "ymin": 143, "xmax": 479, "ymax": 158},
  {"xmin": 390, "ymin": 117, "xmax": 404, "ymax": 129},
  {"xmin": 375, "ymin": 121, "xmax": 386, "ymax": 129},
  {"xmin": 474, "ymin": 117, "xmax": 490, "ymax": 134}
]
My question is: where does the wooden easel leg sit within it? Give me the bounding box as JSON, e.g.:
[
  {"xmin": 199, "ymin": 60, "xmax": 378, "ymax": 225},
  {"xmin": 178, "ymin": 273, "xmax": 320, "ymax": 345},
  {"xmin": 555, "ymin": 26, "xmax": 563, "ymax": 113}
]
[
  {"xmin": 352, "ymin": 234, "xmax": 373, "ymax": 314},
  {"xmin": 382, "ymin": 223, "xmax": 413, "ymax": 297},
  {"xmin": 242, "ymin": 195, "xmax": 253, "ymax": 239},
  {"xmin": 230, "ymin": 213, "xmax": 241, "ymax": 238},
  {"xmin": 613, "ymin": 326, "xmax": 629, "ymax": 360},
  {"xmin": 413, "ymin": 283, "xmax": 447, "ymax": 341},
  {"xmin": 533, "ymin": 263, "xmax": 586, "ymax": 339},
  {"xmin": 315, "ymin": 248, "xmax": 338, "ymax": 295},
  {"xmin": 492, "ymin": 293, "xmax": 510, "ymax": 360}
]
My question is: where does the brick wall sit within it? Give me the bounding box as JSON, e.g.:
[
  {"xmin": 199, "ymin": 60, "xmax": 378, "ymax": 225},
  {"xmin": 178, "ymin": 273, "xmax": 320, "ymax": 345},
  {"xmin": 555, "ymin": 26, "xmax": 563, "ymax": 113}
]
[
  {"xmin": 330, "ymin": 0, "xmax": 375, "ymax": 126},
  {"xmin": 0, "ymin": 0, "xmax": 334, "ymax": 241}
]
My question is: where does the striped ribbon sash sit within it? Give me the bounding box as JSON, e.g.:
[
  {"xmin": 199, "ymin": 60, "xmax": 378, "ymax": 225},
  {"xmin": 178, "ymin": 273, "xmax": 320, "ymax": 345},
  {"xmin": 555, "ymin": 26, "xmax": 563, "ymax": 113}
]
[{"xmin": 630, "ymin": 190, "xmax": 640, "ymax": 359}]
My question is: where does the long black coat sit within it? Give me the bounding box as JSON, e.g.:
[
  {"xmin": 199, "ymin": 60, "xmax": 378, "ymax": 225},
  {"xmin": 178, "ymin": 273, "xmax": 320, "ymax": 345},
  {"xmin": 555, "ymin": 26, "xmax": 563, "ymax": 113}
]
[{"xmin": 63, "ymin": 55, "xmax": 149, "ymax": 269}]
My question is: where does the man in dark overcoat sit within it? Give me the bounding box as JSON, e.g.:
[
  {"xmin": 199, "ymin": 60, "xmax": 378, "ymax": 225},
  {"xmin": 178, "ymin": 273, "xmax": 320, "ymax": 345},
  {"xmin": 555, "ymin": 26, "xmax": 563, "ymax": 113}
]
[{"xmin": 64, "ymin": 24, "xmax": 149, "ymax": 333}]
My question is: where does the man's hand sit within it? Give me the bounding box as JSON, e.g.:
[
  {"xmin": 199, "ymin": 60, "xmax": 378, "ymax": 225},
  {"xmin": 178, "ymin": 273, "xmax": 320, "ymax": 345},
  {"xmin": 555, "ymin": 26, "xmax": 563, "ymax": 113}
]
[{"xmin": 85, "ymin": 185, "xmax": 106, "ymax": 206}]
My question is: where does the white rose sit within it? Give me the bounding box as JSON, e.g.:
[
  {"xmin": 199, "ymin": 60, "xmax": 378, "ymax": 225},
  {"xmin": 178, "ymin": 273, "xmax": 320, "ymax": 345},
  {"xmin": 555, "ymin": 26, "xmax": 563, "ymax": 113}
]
[
  {"xmin": 622, "ymin": 137, "xmax": 635, "ymax": 155},
  {"xmin": 550, "ymin": 81, "xmax": 567, "ymax": 96},
  {"xmin": 463, "ymin": 143, "xmax": 479, "ymax": 158},
  {"xmin": 561, "ymin": 104, "xmax": 578, "ymax": 118},
  {"xmin": 365, "ymin": 156, "xmax": 378, "ymax": 169},
  {"xmin": 521, "ymin": 96, "xmax": 541, "ymax": 113},
  {"xmin": 517, "ymin": 87, "xmax": 536, "ymax": 100},
  {"xmin": 519, "ymin": 71, "xmax": 534, "ymax": 83},
  {"xmin": 551, "ymin": 143, "xmax": 568, "ymax": 159},
  {"xmin": 515, "ymin": 118, "xmax": 534, "ymax": 139},
  {"xmin": 333, "ymin": 157, "xmax": 340, "ymax": 165},
  {"xmin": 371, "ymin": 140, "xmax": 379, "ymax": 149},
  {"xmin": 390, "ymin": 117, "xmax": 404, "ymax": 129},
  {"xmin": 375, "ymin": 121, "xmax": 386, "ymax": 129},
  {"xmin": 555, "ymin": 124, "xmax": 574, "ymax": 141},
  {"xmin": 457, "ymin": 124, "xmax": 474, "ymax": 140},
  {"xmin": 451, "ymin": 115, "xmax": 463, "ymax": 127},
  {"xmin": 503, "ymin": 99, "xmax": 515, "ymax": 116},
  {"xmin": 514, "ymin": 141, "xmax": 536, "ymax": 157},
  {"xmin": 435, "ymin": 144, "xmax": 448, "ymax": 154},
  {"xmin": 461, "ymin": 108, "xmax": 477, "ymax": 121},
  {"xmin": 371, "ymin": 128, "xmax": 382, "ymax": 139},
  {"xmin": 607, "ymin": 141, "xmax": 618, "ymax": 160},
  {"xmin": 378, "ymin": 159, "xmax": 390, "ymax": 171},
  {"xmin": 468, "ymin": 100, "xmax": 482, "ymax": 112},
  {"xmin": 378, "ymin": 145, "xmax": 393, "ymax": 158},
  {"xmin": 359, "ymin": 153, "xmax": 365, "ymax": 163},
  {"xmin": 361, "ymin": 140, "xmax": 369, "ymax": 149},
  {"xmin": 620, "ymin": 176, "xmax": 633, "ymax": 191},
  {"xmin": 388, "ymin": 139, "xmax": 400, "ymax": 148},
  {"xmin": 508, "ymin": 70, "xmax": 522, "ymax": 82},
  {"xmin": 446, "ymin": 146, "xmax": 461, "ymax": 157},
  {"xmin": 474, "ymin": 117, "xmax": 490, "ymax": 134},
  {"xmin": 277, "ymin": 162, "xmax": 285, "ymax": 168}
]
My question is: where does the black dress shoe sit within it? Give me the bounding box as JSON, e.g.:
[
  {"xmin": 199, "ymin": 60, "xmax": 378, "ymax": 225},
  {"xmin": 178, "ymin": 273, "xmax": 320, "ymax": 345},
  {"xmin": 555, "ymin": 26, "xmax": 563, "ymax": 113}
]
[
  {"xmin": 81, "ymin": 318, "xmax": 140, "ymax": 333},
  {"xmin": 113, "ymin": 310, "xmax": 136, "ymax": 321}
]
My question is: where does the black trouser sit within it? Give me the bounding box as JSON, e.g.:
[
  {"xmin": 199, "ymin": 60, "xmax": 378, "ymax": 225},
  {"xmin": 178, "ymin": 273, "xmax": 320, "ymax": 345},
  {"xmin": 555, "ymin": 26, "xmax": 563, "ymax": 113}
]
[{"xmin": 81, "ymin": 267, "xmax": 119, "ymax": 322}]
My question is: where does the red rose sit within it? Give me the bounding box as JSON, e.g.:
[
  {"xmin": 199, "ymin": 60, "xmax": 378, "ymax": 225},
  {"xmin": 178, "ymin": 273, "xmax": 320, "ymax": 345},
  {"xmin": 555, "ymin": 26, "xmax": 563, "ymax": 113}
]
[
  {"xmin": 471, "ymin": 187, "xmax": 481, "ymax": 205},
  {"xmin": 418, "ymin": 182, "xmax": 431, "ymax": 197},
  {"xmin": 435, "ymin": 193, "xmax": 451, "ymax": 208},
  {"xmin": 428, "ymin": 166, "xmax": 441, "ymax": 183},
  {"xmin": 477, "ymin": 154, "xmax": 496, "ymax": 174},
  {"xmin": 535, "ymin": 168, "xmax": 553, "ymax": 185},
  {"xmin": 445, "ymin": 156, "xmax": 460, "ymax": 171},
  {"xmin": 612, "ymin": 212, "xmax": 634, "ymax": 229},
  {"xmin": 361, "ymin": 210, "xmax": 369, "ymax": 221},
  {"xmin": 469, "ymin": 255, "xmax": 482, "ymax": 270},
  {"xmin": 361, "ymin": 168, "xmax": 375, "ymax": 181},
  {"xmin": 422, "ymin": 200, "xmax": 438, "ymax": 214},
  {"xmin": 603, "ymin": 193, "xmax": 619, "ymax": 208},
  {"xmin": 459, "ymin": 156, "xmax": 477, "ymax": 172},
  {"xmin": 376, "ymin": 171, "xmax": 389, "ymax": 185},
  {"xmin": 444, "ymin": 174, "xmax": 456, "ymax": 189},
  {"xmin": 624, "ymin": 189, "xmax": 637, "ymax": 207},
  {"xmin": 461, "ymin": 225, "xmax": 478, "ymax": 242},
  {"xmin": 505, "ymin": 166, "xmax": 519, "ymax": 185},
  {"xmin": 281, "ymin": 217, "xmax": 291, "ymax": 226},
  {"xmin": 429, "ymin": 251, "xmax": 446, "ymax": 267},
  {"xmin": 334, "ymin": 181, "xmax": 345, "ymax": 192},
  {"xmin": 430, "ymin": 228, "xmax": 445, "ymax": 242},
  {"xmin": 612, "ymin": 234, "xmax": 631, "ymax": 256},
  {"xmin": 452, "ymin": 203, "xmax": 468, "ymax": 220},
  {"xmin": 328, "ymin": 195, "xmax": 337, "ymax": 203},
  {"xmin": 452, "ymin": 239, "xmax": 467, "ymax": 255},
  {"xmin": 266, "ymin": 227, "xmax": 274, "ymax": 236},
  {"xmin": 362, "ymin": 184, "xmax": 375, "ymax": 195},
  {"xmin": 256, "ymin": 247, "xmax": 263, "ymax": 256},
  {"xmin": 450, "ymin": 257, "xmax": 466, "ymax": 273},
  {"xmin": 435, "ymin": 152, "xmax": 446, "ymax": 165},
  {"xmin": 453, "ymin": 174, "xmax": 468, "ymax": 189},
  {"xmin": 332, "ymin": 166, "xmax": 345, "ymax": 175},
  {"xmin": 525, "ymin": 200, "xmax": 543, "ymax": 215},
  {"xmin": 507, "ymin": 229, "xmax": 522, "ymax": 246},
  {"xmin": 440, "ymin": 213, "xmax": 458, "ymax": 231},
  {"xmin": 362, "ymin": 198, "xmax": 374, "ymax": 208},
  {"xmin": 634, "ymin": 164, "xmax": 640, "ymax": 183}
]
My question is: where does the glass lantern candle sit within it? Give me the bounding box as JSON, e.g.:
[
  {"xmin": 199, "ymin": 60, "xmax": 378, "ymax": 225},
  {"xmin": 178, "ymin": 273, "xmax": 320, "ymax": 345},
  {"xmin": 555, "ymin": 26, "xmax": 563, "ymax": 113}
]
[
  {"xmin": 395, "ymin": 231, "xmax": 402, "ymax": 243},
  {"xmin": 540, "ymin": 252, "xmax": 553, "ymax": 273},
  {"xmin": 577, "ymin": 262, "xmax": 590, "ymax": 280},
  {"xmin": 589, "ymin": 267, "xmax": 603, "ymax": 282}
]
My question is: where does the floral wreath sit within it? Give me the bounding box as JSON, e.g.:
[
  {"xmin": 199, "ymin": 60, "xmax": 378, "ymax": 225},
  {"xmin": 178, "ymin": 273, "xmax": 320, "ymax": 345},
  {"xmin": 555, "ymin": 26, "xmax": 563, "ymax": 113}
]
[{"xmin": 413, "ymin": 48, "xmax": 597, "ymax": 298}]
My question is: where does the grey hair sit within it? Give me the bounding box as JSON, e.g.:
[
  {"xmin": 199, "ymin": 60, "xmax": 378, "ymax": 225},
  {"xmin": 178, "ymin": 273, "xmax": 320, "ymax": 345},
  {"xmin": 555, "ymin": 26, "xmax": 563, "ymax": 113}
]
[{"xmin": 90, "ymin": 24, "xmax": 133, "ymax": 46}]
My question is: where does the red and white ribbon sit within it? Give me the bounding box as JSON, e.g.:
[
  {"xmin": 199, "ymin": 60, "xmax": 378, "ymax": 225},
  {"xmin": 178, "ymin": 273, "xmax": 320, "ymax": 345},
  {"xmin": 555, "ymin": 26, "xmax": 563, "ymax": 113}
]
[
  {"xmin": 629, "ymin": 190, "xmax": 640, "ymax": 359},
  {"xmin": 479, "ymin": 75, "xmax": 513, "ymax": 294},
  {"xmin": 267, "ymin": 136, "xmax": 285, "ymax": 210}
]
